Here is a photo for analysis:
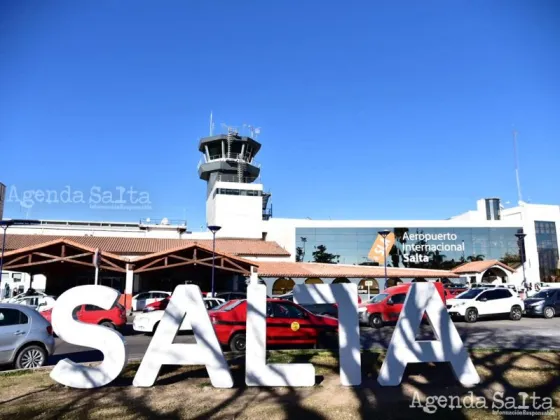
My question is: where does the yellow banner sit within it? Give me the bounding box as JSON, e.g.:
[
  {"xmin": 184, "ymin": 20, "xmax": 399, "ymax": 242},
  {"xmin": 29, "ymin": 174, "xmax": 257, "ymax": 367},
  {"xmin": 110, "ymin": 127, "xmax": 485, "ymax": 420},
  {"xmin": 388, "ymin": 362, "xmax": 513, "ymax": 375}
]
[{"xmin": 367, "ymin": 232, "xmax": 395, "ymax": 264}]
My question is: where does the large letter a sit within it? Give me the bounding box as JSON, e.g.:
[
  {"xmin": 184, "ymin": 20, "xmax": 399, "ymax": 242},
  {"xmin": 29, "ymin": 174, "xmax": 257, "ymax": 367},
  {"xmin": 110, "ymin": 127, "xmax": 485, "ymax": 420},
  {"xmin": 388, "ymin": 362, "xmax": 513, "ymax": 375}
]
[{"xmin": 377, "ymin": 283, "xmax": 480, "ymax": 387}]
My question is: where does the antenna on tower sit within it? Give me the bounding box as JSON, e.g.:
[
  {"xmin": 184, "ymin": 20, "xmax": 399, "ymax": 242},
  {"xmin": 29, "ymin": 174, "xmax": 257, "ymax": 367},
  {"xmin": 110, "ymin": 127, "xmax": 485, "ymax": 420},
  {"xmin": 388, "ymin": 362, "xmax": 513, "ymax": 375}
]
[
  {"xmin": 209, "ymin": 111, "xmax": 214, "ymax": 136},
  {"xmin": 243, "ymin": 124, "xmax": 261, "ymax": 139},
  {"xmin": 513, "ymin": 129, "xmax": 523, "ymax": 204}
]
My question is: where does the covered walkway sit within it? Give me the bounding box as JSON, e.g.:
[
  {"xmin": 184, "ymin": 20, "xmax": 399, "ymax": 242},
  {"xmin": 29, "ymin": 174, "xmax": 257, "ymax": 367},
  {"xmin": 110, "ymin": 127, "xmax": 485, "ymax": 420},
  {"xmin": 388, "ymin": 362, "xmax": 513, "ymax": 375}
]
[
  {"xmin": 1, "ymin": 238, "xmax": 257, "ymax": 310},
  {"xmin": 452, "ymin": 259, "xmax": 516, "ymax": 285},
  {"xmin": 256, "ymin": 261, "xmax": 459, "ymax": 298}
]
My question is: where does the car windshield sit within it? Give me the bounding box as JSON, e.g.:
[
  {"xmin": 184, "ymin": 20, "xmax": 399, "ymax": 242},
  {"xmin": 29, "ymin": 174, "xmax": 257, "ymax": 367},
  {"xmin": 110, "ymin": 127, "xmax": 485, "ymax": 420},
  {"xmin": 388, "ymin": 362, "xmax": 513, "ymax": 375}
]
[
  {"xmin": 532, "ymin": 290, "xmax": 555, "ymax": 299},
  {"xmin": 218, "ymin": 299, "xmax": 244, "ymax": 312},
  {"xmin": 455, "ymin": 289, "xmax": 484, "ymax": 299},
  {"xmin": 369, "ymin": 294, "xmax": 388, "ymax": 304}
]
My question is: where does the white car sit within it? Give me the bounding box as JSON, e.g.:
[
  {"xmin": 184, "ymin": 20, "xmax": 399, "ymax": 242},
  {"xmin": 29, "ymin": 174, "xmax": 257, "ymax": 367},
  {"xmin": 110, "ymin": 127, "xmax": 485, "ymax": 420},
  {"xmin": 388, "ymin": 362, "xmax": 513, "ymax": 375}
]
[
  {"xmin": 4, "ymin": 293, "xmax": 56, "ymax": 312},
  {"xmin": 2, "ymin": 291, "xmax": 48, "ymax": 303},
  {"xmin": 446, "ymin": 287, "xmax": 524, "ymax": 323},
  {"xmin": 131, "ymin": 291, "xmax": 171, "ymax": 312},
  {"xmin": 133, "ymin": 297, "xmax": 225, "ymax": 334}
]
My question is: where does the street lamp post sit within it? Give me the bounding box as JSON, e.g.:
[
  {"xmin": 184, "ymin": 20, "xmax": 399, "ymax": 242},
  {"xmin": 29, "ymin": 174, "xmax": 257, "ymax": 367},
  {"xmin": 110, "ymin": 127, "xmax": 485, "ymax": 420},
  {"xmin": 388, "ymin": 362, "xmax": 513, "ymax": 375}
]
[
  {"xmin": 0, "ymin": 219, "xmax": 41, "ymax": 297},
  {"xmin": 207, "ymin": 225, "xmax": 222, "ymax": 298},
  {"xmin": 378, "ymin": 230, "xmax": 391, "ymax": 288},
  {"xmin": 515, "ymin": 232, "xmax": 528, "ymax": 290}
]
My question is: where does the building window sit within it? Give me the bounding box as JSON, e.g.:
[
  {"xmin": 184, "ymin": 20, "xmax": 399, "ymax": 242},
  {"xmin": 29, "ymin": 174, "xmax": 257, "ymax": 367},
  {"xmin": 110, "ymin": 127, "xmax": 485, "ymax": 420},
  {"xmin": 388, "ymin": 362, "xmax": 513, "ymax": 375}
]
[
  {"xmin": 535, "ymin": 221, "xmax": 559, "ymax": 282},
  {"xmin": 295, "ymin": 226, "xmax": 522, "ymax": 271},
  {"xmin": 12, "ymin": 273, "xmax": 22, "ymax": 283}
]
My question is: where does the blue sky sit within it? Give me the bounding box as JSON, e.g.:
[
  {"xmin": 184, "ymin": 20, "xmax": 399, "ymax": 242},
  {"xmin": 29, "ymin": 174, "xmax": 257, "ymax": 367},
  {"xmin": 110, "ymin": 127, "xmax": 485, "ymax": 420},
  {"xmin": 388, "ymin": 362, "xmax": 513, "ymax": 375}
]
[{"xmin": 1, "ymin": 1, "xmax": 559, "ymax": 229}]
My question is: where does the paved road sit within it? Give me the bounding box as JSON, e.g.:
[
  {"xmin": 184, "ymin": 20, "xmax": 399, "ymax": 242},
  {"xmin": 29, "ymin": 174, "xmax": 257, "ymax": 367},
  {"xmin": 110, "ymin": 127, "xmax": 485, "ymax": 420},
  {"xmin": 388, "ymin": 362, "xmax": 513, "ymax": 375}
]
[{"xmin": 47, "ymin": 317, "xmax": 560, "ymax": 367}]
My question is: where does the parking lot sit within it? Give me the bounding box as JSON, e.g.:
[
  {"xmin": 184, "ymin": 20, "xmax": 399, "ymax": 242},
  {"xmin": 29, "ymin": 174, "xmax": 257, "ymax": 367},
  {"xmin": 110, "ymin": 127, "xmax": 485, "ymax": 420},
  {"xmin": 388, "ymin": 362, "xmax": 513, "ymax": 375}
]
[{"xmin": 47, "ymin": 316, "xmax": 560, "ymax": 367}]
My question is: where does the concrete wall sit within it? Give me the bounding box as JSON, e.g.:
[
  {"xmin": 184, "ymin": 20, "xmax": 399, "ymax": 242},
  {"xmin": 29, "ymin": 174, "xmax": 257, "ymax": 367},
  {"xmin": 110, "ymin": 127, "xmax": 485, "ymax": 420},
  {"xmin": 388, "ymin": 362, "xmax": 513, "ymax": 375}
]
[
  {"xmin": 502, "ymin": 203, "xmax": 560, "ymax": 283},
  {"xmin": 207, "ymin": 181, "xmax": 264, "ymax": 239},
  {"xmin": 1, "ymin": 271, "xmax": 47, "ymax": 298}
]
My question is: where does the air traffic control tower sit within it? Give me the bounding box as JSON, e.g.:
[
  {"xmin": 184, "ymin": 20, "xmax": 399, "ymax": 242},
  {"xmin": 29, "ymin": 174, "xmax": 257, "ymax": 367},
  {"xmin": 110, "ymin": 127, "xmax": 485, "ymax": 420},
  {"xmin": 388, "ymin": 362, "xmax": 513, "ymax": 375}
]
[{"xmin": 198, "ymin": 128, "xmax": 272, "ymax": 238}]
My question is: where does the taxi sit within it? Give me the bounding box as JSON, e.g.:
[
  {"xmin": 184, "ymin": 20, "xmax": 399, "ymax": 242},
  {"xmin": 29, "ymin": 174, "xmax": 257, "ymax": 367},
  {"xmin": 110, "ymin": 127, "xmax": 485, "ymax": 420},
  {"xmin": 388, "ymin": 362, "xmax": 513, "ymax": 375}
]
[{"xmin": 209, "ymin": 298, "xmax": 338, "ymax": 352}]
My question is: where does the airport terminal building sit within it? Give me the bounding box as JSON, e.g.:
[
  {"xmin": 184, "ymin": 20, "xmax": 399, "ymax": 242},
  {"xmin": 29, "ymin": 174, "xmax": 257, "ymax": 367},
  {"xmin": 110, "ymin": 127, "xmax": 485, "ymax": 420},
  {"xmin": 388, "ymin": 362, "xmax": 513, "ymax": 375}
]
[{"xmin": 1, "ymin": 132, "xmax": 558, "ymax": 306}]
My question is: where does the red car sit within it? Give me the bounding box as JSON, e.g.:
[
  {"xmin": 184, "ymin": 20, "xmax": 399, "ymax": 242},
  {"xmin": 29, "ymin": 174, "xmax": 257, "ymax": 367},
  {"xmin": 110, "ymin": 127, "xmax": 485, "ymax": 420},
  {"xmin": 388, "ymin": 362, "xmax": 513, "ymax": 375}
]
[
  {"xmin": 41, "ymin": 302, "xmax": 127, "ymax": 330},
  {"xmin": 360, "ymin": 282, "xmax": 446, "ymax": 328},
  {"xmin": 209, "ymin": 298, "xmax": 339, "ymax": 352},
  {"xmin": 444, "ymin": 286, "xmax": 468, "ymax": 299}
]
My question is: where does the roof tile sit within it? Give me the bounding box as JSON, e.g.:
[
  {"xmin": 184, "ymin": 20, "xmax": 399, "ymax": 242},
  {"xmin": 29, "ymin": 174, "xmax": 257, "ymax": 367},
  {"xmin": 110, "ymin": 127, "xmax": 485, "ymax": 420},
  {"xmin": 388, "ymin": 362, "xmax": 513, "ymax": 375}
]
[
  {"xmin": 1, "ymin": 234, "xmax": 290, "ymax": 257},
  {"xmin": 256, "ymin": 261, "xmax": 459, "ymax": 278},
  {"xmin": 451, "ymin": 259, "xmax": 515, "ymax": 274}
]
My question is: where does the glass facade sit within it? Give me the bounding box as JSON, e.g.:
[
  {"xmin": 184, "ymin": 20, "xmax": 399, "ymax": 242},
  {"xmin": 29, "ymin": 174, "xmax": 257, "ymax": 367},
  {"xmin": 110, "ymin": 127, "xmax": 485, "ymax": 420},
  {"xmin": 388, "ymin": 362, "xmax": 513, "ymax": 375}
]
[
  {"xmin": 295, "ymin": 226, "xmax": 523, "ymax": 271},
  {"xmin": 535, "ymin": 221, "xmax": 559, "ymax": 281}
]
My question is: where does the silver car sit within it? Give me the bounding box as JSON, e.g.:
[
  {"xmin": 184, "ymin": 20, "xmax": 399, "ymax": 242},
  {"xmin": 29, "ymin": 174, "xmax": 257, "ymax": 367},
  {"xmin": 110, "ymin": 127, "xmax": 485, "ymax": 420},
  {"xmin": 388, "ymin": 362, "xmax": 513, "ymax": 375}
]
[{"xmin": 0, "ymin": 303, "xmax": 56, "ymax": 369}]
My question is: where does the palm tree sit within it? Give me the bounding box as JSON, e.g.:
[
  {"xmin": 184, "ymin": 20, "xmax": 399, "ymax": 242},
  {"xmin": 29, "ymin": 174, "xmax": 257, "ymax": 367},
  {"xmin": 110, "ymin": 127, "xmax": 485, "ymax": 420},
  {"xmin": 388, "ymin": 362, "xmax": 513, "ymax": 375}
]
[{"xmin": 467, "ymin": 254, "xmax": 485, "ymax": 262}]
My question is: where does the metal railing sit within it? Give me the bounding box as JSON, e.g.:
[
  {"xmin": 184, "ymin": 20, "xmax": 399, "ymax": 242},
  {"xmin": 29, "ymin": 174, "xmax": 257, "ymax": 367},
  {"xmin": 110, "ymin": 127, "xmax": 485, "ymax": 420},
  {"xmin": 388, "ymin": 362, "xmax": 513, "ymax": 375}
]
[
  {"xmin": 139, "ymin": 218, "xmax": 187, "ymax": 227},
  {"xmin": 215, "ymin": 174, "xmax": 260, "ymax": 184},
  {"xmin": 198, "ymin": 155, "xmax": 261, "ymax": 170}
]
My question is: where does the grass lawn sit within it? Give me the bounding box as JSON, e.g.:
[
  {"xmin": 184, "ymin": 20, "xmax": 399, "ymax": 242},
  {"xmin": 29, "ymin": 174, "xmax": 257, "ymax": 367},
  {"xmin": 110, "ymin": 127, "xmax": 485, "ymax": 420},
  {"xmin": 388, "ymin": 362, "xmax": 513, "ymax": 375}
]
[{"xmin": 0, "ymin": 350, "xmax": 559, "ymax": 419}]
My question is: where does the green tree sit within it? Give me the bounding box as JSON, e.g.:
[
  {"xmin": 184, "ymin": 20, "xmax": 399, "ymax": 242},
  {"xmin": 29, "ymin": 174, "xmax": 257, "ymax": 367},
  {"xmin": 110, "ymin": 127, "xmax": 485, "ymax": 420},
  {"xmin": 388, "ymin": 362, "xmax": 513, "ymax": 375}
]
[
  {"xmin": 312, "ymin": 245, "xmax": 340, "ymax": 264},
  {"xmin": 427, "ymin": 250, "xmax": 447, "ymax": 269},
  {"xmin": 295, "ymin": 247, "xmax": 304, "ymax": 262},
  {"xmin": 467, "ymin": 254, "xmax": 485, "ymax": 262}
]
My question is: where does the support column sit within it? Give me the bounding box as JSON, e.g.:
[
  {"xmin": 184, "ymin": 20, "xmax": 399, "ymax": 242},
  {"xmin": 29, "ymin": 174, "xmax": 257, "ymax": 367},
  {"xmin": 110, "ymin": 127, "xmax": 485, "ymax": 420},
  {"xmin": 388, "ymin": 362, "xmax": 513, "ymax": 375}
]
[
  {"xmin": 249, "ymin": 266, "xmax": 259, "ymax": 286},
  {"xmin": 123, "ymin": 264, "xmax": 134, "ymax": 314}
]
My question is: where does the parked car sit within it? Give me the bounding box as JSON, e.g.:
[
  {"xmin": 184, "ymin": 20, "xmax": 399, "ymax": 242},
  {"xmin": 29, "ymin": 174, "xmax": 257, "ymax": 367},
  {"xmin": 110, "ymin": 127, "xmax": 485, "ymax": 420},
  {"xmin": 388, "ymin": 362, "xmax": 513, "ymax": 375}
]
[
  {"xmin": 444, "ymin": 285, "xmax": 468, "ymax": 299},
  {"xmin": 2, "ymin": 289, "xmax": 48, "ymax": 304},
  {"xmin": 42, "ymin": 302, "xmax": 127, "ymax": 330},
  {"xmin": 131, "ymin": 291, "xmax": 171, "ymax": 312},
  {"xmin": 446, "ymin": 288, "xmax": 524, "ymax": 322},
  {"xmin": 524, "ymin": 288, "xmax": 560, "ymax": 318},
  {"xmin": 359, "ymin": 282, "xmax": 446, "ymax": 328},
  {"xmin": 12, "ymin": 295, "xmax": 57, "ymax": 312},
  {"xmin": 209, "ymin": 298, "xmax": 339, "ymax": 351},
  {"xmin": 214, "ymin": 292, "xmax": 247, "ymax": 302},
  {"xmin": 276, "ymin": 292, "xmax": 362, "ymax": 319},
  {"xmin": 0, "ymin": 303, "xmax": 55, "ymax": 369},
  {"xmin": 133, "ymin": 297, "xmax": 226, "ymax": 334}
]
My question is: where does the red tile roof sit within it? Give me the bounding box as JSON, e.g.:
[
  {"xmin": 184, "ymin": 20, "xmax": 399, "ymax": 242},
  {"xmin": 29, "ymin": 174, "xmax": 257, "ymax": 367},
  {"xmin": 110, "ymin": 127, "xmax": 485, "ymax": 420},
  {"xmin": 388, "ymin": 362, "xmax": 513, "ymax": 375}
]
[
  {"xmin": 2, "ymin": 238, "xmax": 126, "ymax": 261},
  {"xmin": 256, "ymin": 261, "xmax": 459, "ymax": 278},
  {"xmin": 1, "ymin": 234, "xmax": 290, "ymax": 257},
  {"xmin": 451, "ymin": 259, "xmax": 515, "ymax": 274}
]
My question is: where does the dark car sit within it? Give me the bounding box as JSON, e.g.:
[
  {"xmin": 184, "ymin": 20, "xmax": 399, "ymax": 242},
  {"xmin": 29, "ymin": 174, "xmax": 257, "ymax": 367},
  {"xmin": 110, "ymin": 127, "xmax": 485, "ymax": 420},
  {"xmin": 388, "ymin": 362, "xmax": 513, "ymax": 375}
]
[
  {"xmin": 524, "ymin": 288, "xmax": 560, "ymax": 318},
  {"xmin": 276, "ymin": 293, "xmax": 339, "ymax": 318},
  {"xmin": 214, "ymin": 292, "xmax": 247, "ymax": 302}
]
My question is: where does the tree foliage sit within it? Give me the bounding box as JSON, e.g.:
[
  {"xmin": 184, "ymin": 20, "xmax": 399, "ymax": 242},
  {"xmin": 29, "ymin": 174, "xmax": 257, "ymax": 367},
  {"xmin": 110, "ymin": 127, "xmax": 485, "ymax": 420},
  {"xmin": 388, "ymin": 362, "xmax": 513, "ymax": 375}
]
[{"xmin": 312, "ymin": 244, "xmax": 340, "ymax": 264}]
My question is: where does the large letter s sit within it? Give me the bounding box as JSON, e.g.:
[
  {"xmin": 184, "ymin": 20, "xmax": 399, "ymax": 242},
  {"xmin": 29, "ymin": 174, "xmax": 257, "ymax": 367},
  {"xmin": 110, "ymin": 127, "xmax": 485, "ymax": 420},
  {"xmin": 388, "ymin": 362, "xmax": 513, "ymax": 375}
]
[{"xmin": 50, "ymin": 285, "xmax": 128, "ymax": 388}]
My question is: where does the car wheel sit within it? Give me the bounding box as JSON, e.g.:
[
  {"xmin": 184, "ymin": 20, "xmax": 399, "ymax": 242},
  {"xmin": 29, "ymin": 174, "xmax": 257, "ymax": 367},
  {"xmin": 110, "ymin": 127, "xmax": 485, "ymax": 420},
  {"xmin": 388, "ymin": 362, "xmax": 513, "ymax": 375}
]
[
  {"xmin": 465, "ymin": 308, "xmax": 478, "ymax": 323},
  {"xmin": 510, "ymin": 305, "xmax": 522, "ymax": 321},
  {"xmin": 543, "ymin": 306, "xmax": 555, "ymax": 319},
  {"xmin": 100, "ymin": 321, "xmax": 115, "ymax": 330},
  {"xmin": 229, "ymin": 333, "xmax": 246, "ymax": 352},
  {"xmin": 314, "ymin": 333, "xmax": 337, "ymax": 350},
  {"xmin": 15, "ymin": 345, "xmax": 47, "ymax": 369},
  {"xmin": 369, "ymin": 314, "xmax": 383, "ymax": 329}
]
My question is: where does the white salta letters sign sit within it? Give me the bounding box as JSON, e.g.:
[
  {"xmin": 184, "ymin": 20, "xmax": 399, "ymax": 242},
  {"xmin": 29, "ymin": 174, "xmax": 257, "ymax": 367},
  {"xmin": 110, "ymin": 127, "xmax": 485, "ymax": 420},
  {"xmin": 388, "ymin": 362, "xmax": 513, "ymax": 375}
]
[
  {"xmin": 50, "ymin": 285, "xmax": 128, "ymax": 388},
  {"xmin": 245, "ymin": 284, "xmax": 315, "ymax": 386},
  {"xmin": 377, "ymin": 283, "xmax": 480, "ymax": 387},
  {"xmin": 133, "ymin": 285, "xmax": 233, "ymax": 388},
  {"xmin": 293, "ymin": 283, "xmax": 361, "ymax": 386}
]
